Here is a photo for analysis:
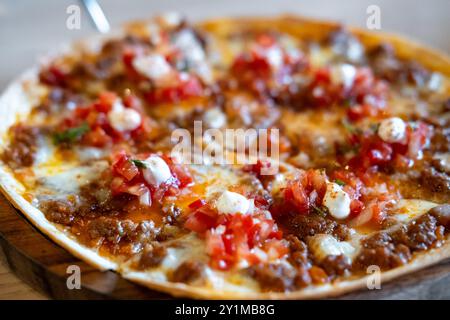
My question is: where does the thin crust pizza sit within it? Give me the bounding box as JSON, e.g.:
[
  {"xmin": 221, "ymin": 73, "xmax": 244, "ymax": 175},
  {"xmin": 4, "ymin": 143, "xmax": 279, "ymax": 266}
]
[{"xmin": 0, "ymin": 14, "xmax": 449, "ymax": 299}]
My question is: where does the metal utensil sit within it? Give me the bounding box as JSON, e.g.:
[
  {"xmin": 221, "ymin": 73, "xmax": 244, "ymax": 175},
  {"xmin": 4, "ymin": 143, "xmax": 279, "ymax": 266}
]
[{"xmin": 80, "ymin": 0, "xmax": 110, "ymax": 33}]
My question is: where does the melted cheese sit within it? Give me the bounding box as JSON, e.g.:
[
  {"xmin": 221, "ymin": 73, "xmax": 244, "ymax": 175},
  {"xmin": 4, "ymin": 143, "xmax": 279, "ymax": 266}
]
[
  {"xmin": 132, "ymin": 54, "xmax": 172, "ymax": 81},
  {"xmin": 150, "ymin": 233, "xmax": 261, "ymax": 293},
  {"xmin": 309, "ymin": 234, "xmax": 357, "ymax": 262},
  {"xmin": 391, "ymin": 199, "xmax": 438, "ymax": 223},
  {"xmin": 34, "ymin": 161, "xmax": 108, "ymax": 194}
]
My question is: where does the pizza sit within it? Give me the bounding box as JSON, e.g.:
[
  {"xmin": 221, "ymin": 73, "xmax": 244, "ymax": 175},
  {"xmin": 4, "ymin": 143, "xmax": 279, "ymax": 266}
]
[{"xmin": 0, "ymin": 14, "xmax": 449, "ymax": 299}]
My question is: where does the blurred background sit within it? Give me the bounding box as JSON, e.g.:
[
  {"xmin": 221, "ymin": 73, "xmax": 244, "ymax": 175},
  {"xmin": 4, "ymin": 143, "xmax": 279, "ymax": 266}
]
[{"xmin": 0, "ymin": 0, "xmax": 449, "ymax": 90}]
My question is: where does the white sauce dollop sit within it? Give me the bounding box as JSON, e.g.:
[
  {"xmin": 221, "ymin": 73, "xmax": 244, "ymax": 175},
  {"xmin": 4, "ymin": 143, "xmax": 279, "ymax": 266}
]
[
  {"xmin": 158, "ymin": 12, "xmax": 183, "ymax": 27},
  {"xmin": 330, "ymin": 63, "xmax": 357, "ymax": 89},
  {"xmin": 132, "ymin": 54, "xmax": 172, "ymax": 81},
  {"xmin": 378, "ymin": 117, "xmax": 407, "ymax": 143},
  {"xmin": 107, "ymin": 100, "xmax": 141, "ymax": 132},
  {"xmin": 142, "ymin": 155, "xmax": 173, "ymax": 186},
  {"xmin": 203, "ymin": 108, "xmax": 227, "ymax": 129},
  {"xmin": 323, "ymin": 182, "xmax": 351, "ymax": 219},
  {"xmin": 216, "ymin": 191, "xmax": 251, "ymax": 215}
]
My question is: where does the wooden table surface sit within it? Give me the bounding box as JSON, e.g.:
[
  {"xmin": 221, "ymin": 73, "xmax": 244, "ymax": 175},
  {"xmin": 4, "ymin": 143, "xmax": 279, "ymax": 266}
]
[
  {"xmin": 0, "ymin": 0, "xmax": 449, "ymax": 300},
  {"xmin": 0, "ymin": 246, "xmax": 45, "ymax": 299}
]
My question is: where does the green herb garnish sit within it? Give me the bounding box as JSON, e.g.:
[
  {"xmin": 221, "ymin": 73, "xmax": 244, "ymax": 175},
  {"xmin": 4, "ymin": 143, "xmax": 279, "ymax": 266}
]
[
  {"xmin": 334, "ymin": 179, "xmax": 346, "ymax": 186},
  {"xmin": 130, "ymin": 159, "xmax": 148, "ymax": 168},
  {"xmin": 370, "ymin": 123, "xmax": 380, "ymax": 133},
  {"xmin": 343, "ymin": 98, "xmax": 353, "ymax": 107},
  {"xmin": 337, "ymin": 143, "xmax": 360, "ymax": 155},
  {"xmin": 312, "ymin": 204, "xmax": 327, "ymax": 217},
  {"xmin": 53, "ymin": 123, "xmax": 90, "ymax": 144},
  {"xmin": 341, "ymin": 118, "xmax": 359, "ymax": 134}
]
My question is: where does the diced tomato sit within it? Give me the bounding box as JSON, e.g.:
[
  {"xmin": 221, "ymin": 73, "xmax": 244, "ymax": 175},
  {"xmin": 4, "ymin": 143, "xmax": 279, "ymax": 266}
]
[
  {"xmin": 349, "ymin": 195, "xmax": 395, "ymax": 227},
  {"xmin": 307, "ymin": 66, "xmax": 387, "ymax": 114},
  {"xmin": 184, "ymin": 209, "xmax": 218, "ymax": 233},
  {"xmin": 230, "ymin": 34, "xmax": 307, "ymax": 96},
  {"xmin": 110, "ymin": 177, "xmax": 149, "ymax": 198},
  {"xmin": 206, "ymin": 230, "xmax": 225, "ymax": 256},
  {"xmin": 348, "ymin": 134, "xmax": 393, "ymax": 170},
  {"xmin": 406, "ymin": 122, "xmax": 431, "ymax": 159},
  {"xmin": 82, "ymin": 126, "xmax": 112, "ymax": 147},
  {"xmin": 367, "ymin": 141, "xmax": 393, "ymax": 165},
  {"xmin": 112, "ymin": 152, "xmax": 139, "ymax": 181},
  {"xmin": 253, "ymin": 194, "xmax": 271, "ymax": 210},
  {"xmin": 331, "ymin": 170, "xmax": 362, "ymax": 191},
  {"xmin": 39, "ymin": 65, "xmax": 68, "ymax": 87},
  {"xmin": 232, "ymin": 53, "xmax": 272, "ymax": 80},
  {"xmin": 306, "ymin": 169, "xmax": 327, "ymax": 198},
  {"xmin": 328, "ymin": 169, "xmax": 368, "ymax": 218},
  {"xmin": 255, "ymin": 33, "xmax": 276, "ymax": 48},
  {"xmin": 123, "ymin": 94, "xmax": 142, "ymax": 109},
  {"xmin": 349, "ymin": 199, "xmax": 364, "ymax": 218},
  {"xmin": 243, "ymin": 159, "xmax": 273, "ymax": 178},
  {"xmin": 305, "ymin": 68, "xmax": 339, "ymax": 107},
  {"xmin": 370, "ymin": 202, "xmax": 385, "ymax": 225},
  {"xmin": 264, "ymin": 239, "xmax": 289, "ymax": 260},
  {"xmin": 125, "ymin": 183, "xmax": 149, "ymax": 196},
  {"xmin": 309, "ymin": 266, "xmax": 328, "ymax": 284},
  {"xmin": 281, "ymin": 169, "xmax": 326, "ymax": 216},
  {"xmin": 313, "ymin": 68, "xmax": 331, "ymax": 84},
  {"xmin": 188, "ymin": 205, "xmax": 286, "ymax": 270},
  {"xmin": 393, "ymin": 154, "xmax": 413, "ymax": 171},
  {"xmin": 352, "ymin": 68, "xmax": 388, "ymax": 105},
  {"xmin": 109, "ymin": 150, "xmax": 192, "ymax": 205},
  {"xmin": 205, "ymin": 214, "xmax": 245, "ymax": 270},
  {"xmin": 122, "ymin": 49, "xmax": 147, "ymax": 81},
  {"xmin": 284, "ymin": 178, "xmax": 310, "ymax": 214},
  {"xmin": 347, "ymin": 104, "xmax": 379, "ymax": 121},
  {"xmin": 122, "ymin": 48, "xmax": 136, "ymax": 68},
  {"xmin": 97, "ymin": 91, "xmax": 117, "ymax": 112},
  {"xmin": 57, "ymin": 89, "xmax": 151, "ymax": 148},
  {"xmin": 347, "ymin": 121, "xmax": 431, "ymax": 173},
  {"xmin": 144, "ymin": 76, "xmax": 203, "ymax": 105},
  {"xmin": 110, "ymin": 176, "xmax": 127, "ymax": 195},
  {"xmin": 188, "ymin": 199, "xmax": 206, "ymax": 210},
  {"xmin": 170, "ymin": 162, "xmax": 193, "ymax": 188}
]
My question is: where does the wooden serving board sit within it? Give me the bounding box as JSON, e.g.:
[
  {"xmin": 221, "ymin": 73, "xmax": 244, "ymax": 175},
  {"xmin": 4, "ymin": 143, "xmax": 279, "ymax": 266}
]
[{"xmin": 1, "ymin": 192, "xmax": 450, "ymax": 300}]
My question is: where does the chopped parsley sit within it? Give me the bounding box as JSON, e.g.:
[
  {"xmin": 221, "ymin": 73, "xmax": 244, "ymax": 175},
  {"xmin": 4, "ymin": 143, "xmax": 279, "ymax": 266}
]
[
  {"xmin": 341, "ymin": 118, "xmax": 359, "ymax": 134},
  {"xmin": 334, "ymin": 179, "xmax": 346, "ymax": 186},
  {"xmin": 343, "ymin": 98, "xmax": 353, "ymax": 107},
  {"xmin": 337, "ymin": 143, "xmax": 360, "ymax": 155},
  {"xmin": 312, "ymin": 204, "xmax": 327, "ymax": 217},
  {"xmin": 130, "ymin": 159, "xmax": 148, "ymax": 168},
  {"xmin": 53, "ymin": 123, "xmax": 90, "ymax": 144},
  {"xmin": 370, "ymin": 123, "xmax": 380, "ymax": 133}
]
